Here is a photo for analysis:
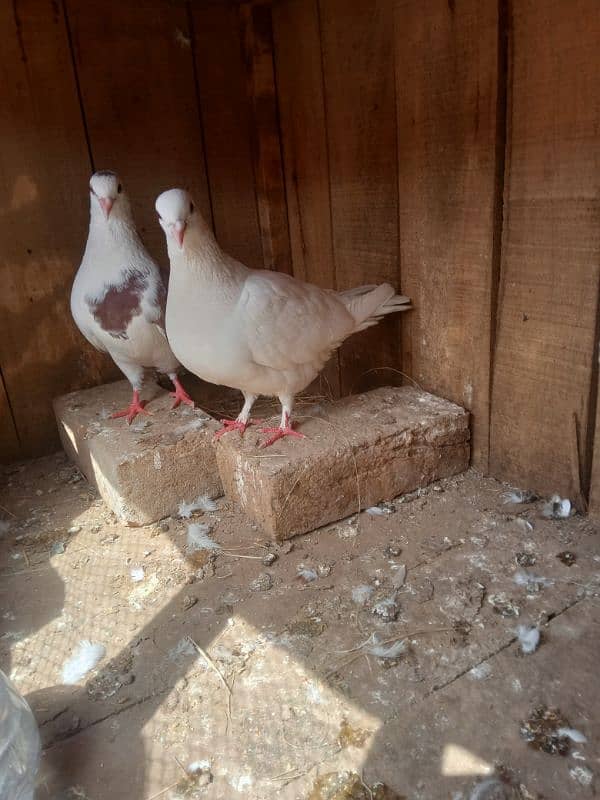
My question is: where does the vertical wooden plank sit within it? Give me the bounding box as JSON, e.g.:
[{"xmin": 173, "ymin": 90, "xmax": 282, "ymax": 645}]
[
  {"xmin": 589, "ymin": 358, "xmax": 600, "ymax": 512},
  {"xmin": 319, "ymin": 0, "xmax": 400, "ymax": 395},
  {"xmin": 0, "ymin": 0, "xmax": 111, "ymax": 459},
  {"xmin": 65, "ymin": 0, "xmax": 213, "ymax": 266},
  {"xmin": 192, "ymin": 1, "xmax": 263, "ymax": 269},
  {"xmin": 272, "ymin": 0, "xmax": 339, "ymax": 397},
  {"xmin": 490, "ymin": 0, "xmax": 600, "ymax": 502},
  {"xmin": 241, "ymin": 1, "xmax": 292, "ymax": 273},
  {"xmin": 0, "ymin": 372, "xmax": 20, "ymax": 463},
  {"xmin": 395, "ymin": 0, "xmax": 500, "ymax": 469}
]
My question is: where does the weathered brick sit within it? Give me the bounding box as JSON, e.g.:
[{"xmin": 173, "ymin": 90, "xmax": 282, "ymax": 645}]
[
  {"xmin": 53, "ymin": 380, "xmax": 222, "ymax": 525},
  {"xmin": 215, "ymin": 386, "xmax": 470, "ymax": 540}
]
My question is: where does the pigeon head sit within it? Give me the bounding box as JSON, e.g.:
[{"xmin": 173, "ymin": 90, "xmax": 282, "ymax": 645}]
[
  {"xmin": 89, "ymin": 170, "xmax": 124, "ymax": 220},
  {"xmin": 155, "ymin": 188, "xmax": 197, "ymax": 251}
]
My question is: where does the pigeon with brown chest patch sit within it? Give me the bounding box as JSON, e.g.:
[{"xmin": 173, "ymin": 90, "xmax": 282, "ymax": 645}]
[{"xmin": 71, "ymin": 171, "xmax": 193, "ymax": 423}]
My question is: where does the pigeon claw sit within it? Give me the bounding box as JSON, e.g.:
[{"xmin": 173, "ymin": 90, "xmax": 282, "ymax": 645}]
[
  {"xmin": 110, "ymin": 395, "xmax": 150, "ymax": 425},
  {"xmin": 214, "ymin": 418, "xmax": 264, "ymax": 439},
  {"xmin": 169, "ymin": 379, "xmax": 195, "ymax": 409},
  {"xmin": 258, "ymin": 425, "xmax": 306, "ymax": 448}
]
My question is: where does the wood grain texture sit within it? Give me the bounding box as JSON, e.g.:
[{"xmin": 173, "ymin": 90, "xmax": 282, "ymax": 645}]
[
  {"xmin": 395, "ymin": 0, "xmax": 500, "ymax": 469},
  {"xmin": 0, "ymin": 0, "xmax": 112, "ymax": 459},
  {"xmin": 319, "ymin": 0, "xmax": 400, "ymax": 395},
  {"xmin": 490, "ymin": 0, "xmax": 600, "ymax": 502},
  {"xmin": 192, "ymin": 1, "xmax": 263, "ymax": 269},
  {"xmin": 241, "ymin": 1, "xmax": 291, "ymax": 273},
  {"xmin": 65, "ymin": 0, "xmax": 213, "ymax": 266},
  {"xmin": 272, "ymin": 0, "xmax": 339, "ymax": 396}
]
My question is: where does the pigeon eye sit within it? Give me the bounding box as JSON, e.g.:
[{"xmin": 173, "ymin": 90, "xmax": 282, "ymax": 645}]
[
  {"xmin": 117, "ymin": 183, "xmax": 122, "ymax": 194},
  {"xmin": 189, "ymin": 202, "xmax": 194, "ymax": 214}
]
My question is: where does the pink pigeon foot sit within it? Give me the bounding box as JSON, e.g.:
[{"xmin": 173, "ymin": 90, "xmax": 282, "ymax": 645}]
[
  {"xmin": 259, "ymin": 414, "xmax": 306, "ymax": 448},
  {"xmin": 110, "ymin": 390, "xmax": 150, "ymax": 425},
  {"xmin": 170, "ymin": 377, "xmax": 194, "ymax": 409},
  {"xmin": 214, "ymin": 418, "xmax": 264, "ymax": 439}
]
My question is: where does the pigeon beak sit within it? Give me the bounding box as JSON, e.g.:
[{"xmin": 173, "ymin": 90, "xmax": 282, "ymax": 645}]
[
  {"xmin": 172, "ymin": 220, "xmax": 186, "ymax": 249},
  {"xmin": 99, "ymin": 197, "xmax": 114, "ymax": 219}
]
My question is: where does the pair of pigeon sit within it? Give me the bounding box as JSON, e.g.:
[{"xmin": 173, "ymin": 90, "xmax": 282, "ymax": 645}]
[{"xmin": 71, "ymin": 171, "xmax": 411, "ymax": 446}]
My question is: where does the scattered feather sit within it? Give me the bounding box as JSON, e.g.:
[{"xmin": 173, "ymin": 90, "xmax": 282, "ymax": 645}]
[
  {"xmin": 366, "ymin": 506, "xmax": 387, "ymax": 516},
  {"xmin": 503, "ymin": 489, "xmax": 537, "ymax": 504},
  {"xmin": 168, "ymin": 637, "xmax": 197, "ymax": 663},
  {"xmin": 513, "ymin": 570, "xmax": 553, "ymax": 589},
  {"xmin": 178, "ymin": 494, "xmax": 218, "ymax": 518},
  {"xmin": 569, "ymin": 766, "xmax": 593, "ymax": 787},
  {"xmin": 515, "ymin": 518, "xmax": 534, "ymax": 533},
  {"xmin": 516, "ymin": 625, "xmax": 540, "ymax": 654},
  {"xmin": 0, "ymin": 519, "xmax": 11, "ymax": 535},
  {"xmin": 351, "ymin": 585, "xmax": 374, "ymax": 605},
  {"xmin": 62, "ymin": 640, "xmax": 106, "ymax": 684},
  {"xmin": 557, "ymin": 727, "xmax": 587, "ymax": 744},
  {"xmin": 297, "ymin": 567, "xmax": 318, "ymax": 583},
  {"xmin": 390, "ymin": 564, "xmax": 407, "ymax": 588},
  {"xmin": 469, "ymin": 778, "xmax": 505, "ymax": 800},
  {"xmin": 367, "ymin": 639, "xmax": 406, "ymax": 659},
  {"xmin": 468, "ymin": 662, "xmax": 493, "ymax": 680},
  {"xmin": 130, "ymin": 567, "xmax": 145, "ymax": 582},
  {"xmin": 187, "ymin": 523, "xmax": 219, "ymax": 553},
  {"xmin": 542, "ymin": 494, "xmax": 572, "ymax": 519},
  {"xmin": 188, "ymin": 760, "xmax": 211, "ymax": 774}
]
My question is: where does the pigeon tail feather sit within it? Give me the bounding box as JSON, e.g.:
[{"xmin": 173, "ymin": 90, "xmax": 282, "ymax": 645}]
[{"xmin": 340, "ymin": 283, "xmax": 411, "ymax": 333}]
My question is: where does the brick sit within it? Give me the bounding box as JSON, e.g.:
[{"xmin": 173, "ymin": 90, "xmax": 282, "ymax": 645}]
[
  {"xmin": 53, "ymin": 380, "xmax": 222, "ymax": 526},
  {"xmin": 215, "ymin": 386, "xmax": 470, "ymax": 540}
]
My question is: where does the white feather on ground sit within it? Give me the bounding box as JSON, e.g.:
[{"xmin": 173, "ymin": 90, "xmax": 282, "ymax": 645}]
[
  {"xmin": 513, "ymin": 570, "xmax": 553, "ymax": 588},
  {"xmin": 557, "ymin": 727, "xmax": 588, "ymax": 744},
  {"xmin": 130, "ymin": 567, "xmax": 145, "ymax": 582},
  {"xmin": 366, "ymin": 506, "xmax": 387, "ymax": 516},
  {"xmin": 502, "ymin": 489, "xmax": 536, "ymax": 504},
  {"xmin": 178, "ymin": 494, "xmax": 218, "ymax": 519},
  {"xmin": 469, "ymin": 779, "xmax": 505, "ymax": 800},
  {"xmin": 62, "ymin": 640, "xmax": 106, "ymax": 684},
  {"xmin": 516, "ymin": 624, "xmax": 540, "ymax": 654},
  {"xmin": 297, "ymin": 567, "xmax": 318, "ymax": 582},
  {"xmin": 0, "ymin": 519, "xmax": 10, "ymax": 535},
  {"xmin": 186, "ymin": 523, "xmax": 219, "ymax": 552},
  {"xmin": 390, "ymin": 564, "xmax": 407, "ymax": 588},
  {"xmin": 542, "ymin": 494, "xmax": 572, "ymax": 518},
  {"xmin": 351, "ymin": 585, "xmax": 374, "ymax": 605},
  {"xmin": 367, "ymin": 639, "xmax": 406, "ymax": 659},
  {"xmin": 468, "ymin": 662, "xmax": 493, "ymax": 680}
]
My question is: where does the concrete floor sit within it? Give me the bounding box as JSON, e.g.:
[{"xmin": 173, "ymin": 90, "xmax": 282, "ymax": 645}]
[{"xmin": 1, "ymin": 454, "xmax": 599, "ymax": 799}]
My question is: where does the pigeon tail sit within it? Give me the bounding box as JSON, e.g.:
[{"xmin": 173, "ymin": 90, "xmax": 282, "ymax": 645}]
[{"xmin": 339, "ymin": 283, "xmax": 411, "ymax": 333}]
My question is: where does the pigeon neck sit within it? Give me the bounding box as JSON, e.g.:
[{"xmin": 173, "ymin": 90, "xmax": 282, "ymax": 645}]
[
  {"xmin": 174, "ymin": 227, "xmax": 231, "ymax": 278},
  {"xmin": 89, "ymin": 201, "xmax": 142, "ymax": 247}
]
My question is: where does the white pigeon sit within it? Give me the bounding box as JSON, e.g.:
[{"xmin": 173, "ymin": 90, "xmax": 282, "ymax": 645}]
[
  {"xmin": 155, "ymin": 188, "xmax": 411, "ymax": 446},
  {"xmin": 71, "ymin": 171, "xmax": 194, "ymax": 423}
]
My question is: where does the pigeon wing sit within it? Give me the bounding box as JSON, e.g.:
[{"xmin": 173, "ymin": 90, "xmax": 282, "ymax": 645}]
[{"xmin": 238, "ymin": 271, "xmax": 354, "ymax": 370}]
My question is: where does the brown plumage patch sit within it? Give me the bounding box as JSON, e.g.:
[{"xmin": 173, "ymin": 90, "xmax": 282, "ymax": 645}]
[{"xmin": 87, "ymin": 273, "xmax": 147, "ymax": 339}]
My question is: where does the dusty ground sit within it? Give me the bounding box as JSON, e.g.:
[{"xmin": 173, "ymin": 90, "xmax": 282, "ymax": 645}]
[{"xmin": 1, "ymin": 453, "xmax": 599, "ymax": 799}]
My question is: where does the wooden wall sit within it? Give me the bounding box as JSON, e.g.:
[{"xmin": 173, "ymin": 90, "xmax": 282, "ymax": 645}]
[{"xmin": 1, "ymin": 0, "xmax": 600, "ymax": 512}]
